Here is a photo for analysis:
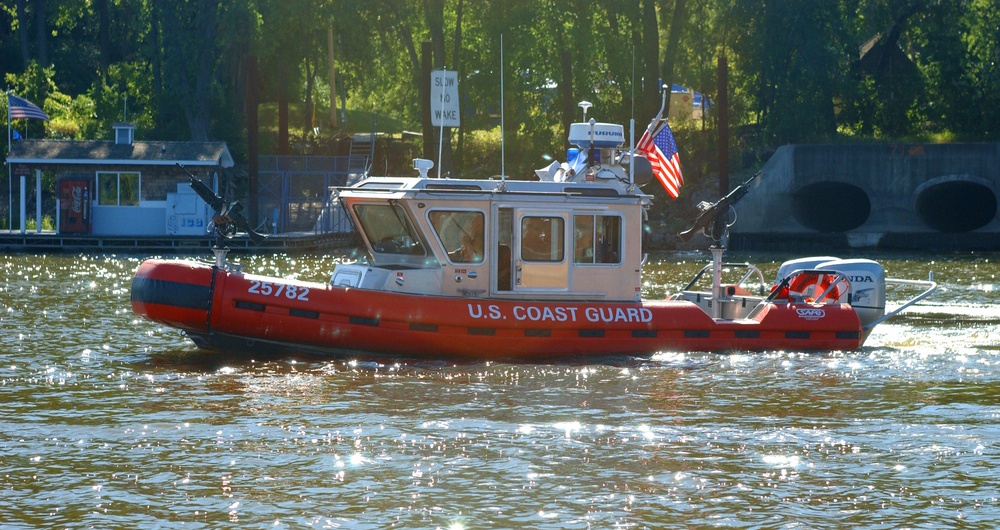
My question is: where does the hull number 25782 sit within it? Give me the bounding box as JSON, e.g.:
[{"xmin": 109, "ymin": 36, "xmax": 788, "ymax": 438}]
[{"xmin": 248, "ymin": 280, "xmax": 310, "ymax": 301}]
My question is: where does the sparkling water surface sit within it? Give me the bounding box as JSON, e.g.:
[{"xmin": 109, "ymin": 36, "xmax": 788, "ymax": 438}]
[{"xmin": 1, "ymin": 251, "xmax": 998, "ymax": 528}]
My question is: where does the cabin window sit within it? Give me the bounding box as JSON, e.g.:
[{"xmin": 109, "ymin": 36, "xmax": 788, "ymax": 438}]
[
  {"xmin": 520, "ymin": 216, "xmax": 564, "ymax": 262},
  {"xmin": 96, "ymin": 171, "xmax": 140, "ymax": 206},
  {"xmin": 353, "ymin": 203, "xmax": 425, "ymax": 255},
  {"xmin": 574, "ymin": 214, "xmax": 622, "ymax": 264},
  {"xmin": 429, "ymin": 210, "xmax": 485, "ymax": 263}
]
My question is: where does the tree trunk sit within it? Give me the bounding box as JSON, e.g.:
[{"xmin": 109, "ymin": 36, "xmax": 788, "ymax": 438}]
[
  {"xmin": 34, "ymin": 0, "xmax": 47, "ymax": 68},
  {"xmin": 425, "ymin": 0, "xmax": 446, "ymax": 68},
  {"xmin": 452, "ymin": 0, "xmax": 464, "ymax": 171},
  {"xmin": 602, "ymin": 1, "xmax": 633, "ymax": 122},
  {"xmin": 385, "ymin": 3, "xmax": 420, "ymax": 93},
  {"xmin": 150, "ymin": 1, "xmax": 163, "ymax": 135},
  {"xmin": 424, "ymin": 0, "xmax": 452, "ymax": 174},
  {"xmin": 560, "ymin": 49, "xmax": 574, "ymax": 145},
  {"xmin": 185, "ymin": 0, "xmax": 216, "ymax": 141},
  {"xmin": 420, "ymin": 41, "xmax": 433, "ymax": 161},
  {"xmin": 278, "ymin": 61, "xmax": 289, "ymax": 155},
  {"xmin": 641, "ymin": 0, "xmax": 660, "ymax": 121},
  {"xmin": 96, "ymin": 0, "xmax": 111, "ymax": 76},
  {"xmin": 717, "ymin": 53, "xmax": 729, "ymax": 195},
  {"xmin": 16, "ymin": 0, "xmax": 30, "ymax": 68},
  {"xmin": 451, "ymin": 0, "xmax": 463, "ymax": 81},
  {"xmin": 661, "ymin": 0, "xmax": 687, "ymax": 117}
]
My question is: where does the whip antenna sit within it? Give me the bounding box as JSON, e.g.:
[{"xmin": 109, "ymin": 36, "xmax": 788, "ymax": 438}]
[
  {"xmin": 500, "ymin": 34, "xmax": 505, "ymax": 181},
  {"xmin": 630, "ymin": 47, "xmax": 636, "ymax": 185}
]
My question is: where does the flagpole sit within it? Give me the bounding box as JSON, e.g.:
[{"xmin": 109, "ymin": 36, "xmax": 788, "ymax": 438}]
[
  {"xmin": 648, "ymin": 84, "xmax": 668, "ymax": 133},
  {"xmin": 6, "ymin": 90, "xmax": 10, "ymax": 233},
  {"xmin": 6, "ymin": 90, "xmax": 11, "ymax": 154}
]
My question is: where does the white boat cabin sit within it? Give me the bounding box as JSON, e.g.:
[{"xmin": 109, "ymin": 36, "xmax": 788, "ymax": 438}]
[{"xmin": 330, "ymin": 121, "xmax": 653, "ymax": 302}]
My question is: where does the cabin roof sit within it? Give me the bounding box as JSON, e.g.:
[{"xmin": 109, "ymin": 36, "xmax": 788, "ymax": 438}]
[
  {"xmin": 5, "ymin": 139, "xmax": 234, "ymax": 168},
  {"xmin": 341, "ymin": 176, "xmax": 650, "ymax": 200}
]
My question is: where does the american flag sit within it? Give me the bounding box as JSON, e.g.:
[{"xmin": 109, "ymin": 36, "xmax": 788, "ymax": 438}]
[
  {"xmin": 636, "ymin": 119, "xmax": 683, "ymax": 198},
  {"xmin": 7, "ymin": 93, "xmax": 50, "ymax": 121}
]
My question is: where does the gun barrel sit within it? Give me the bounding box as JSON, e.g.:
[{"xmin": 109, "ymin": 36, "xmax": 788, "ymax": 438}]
[
  {"xmin": 177, "ymin": 163, "xmax": 267, "ymax": 246},
  {"xmin": 676, "ymin": 171, "xmax": 760, "ymax": 243}
]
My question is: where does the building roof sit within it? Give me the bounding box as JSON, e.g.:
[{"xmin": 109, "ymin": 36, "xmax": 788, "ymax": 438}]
[{"xmin": 5, "ymin": 139, "xmax": 234, "ymax": 168}]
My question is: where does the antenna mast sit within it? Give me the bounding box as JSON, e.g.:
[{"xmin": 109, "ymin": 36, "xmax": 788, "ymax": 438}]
[
  {"xmin": 500, "ymin": 34, "xmax": 505, "ymax": 182},
  {"xmin": 629, "ymin": 48, "xmax": 635, "ymax": 185}
]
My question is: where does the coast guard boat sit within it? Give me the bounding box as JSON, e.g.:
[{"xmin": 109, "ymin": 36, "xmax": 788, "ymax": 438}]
[{"xmin": 131, "ymin": 105, "xmax": 936, "ymax": 360}]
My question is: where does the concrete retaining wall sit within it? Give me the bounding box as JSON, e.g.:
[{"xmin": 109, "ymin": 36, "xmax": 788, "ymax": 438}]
[{"xmin": 731, "ymin": 143, "xmax": 1000, "ymax": 251}]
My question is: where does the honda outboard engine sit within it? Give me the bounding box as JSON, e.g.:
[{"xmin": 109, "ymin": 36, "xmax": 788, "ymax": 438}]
[
  {"xmin": 816, "ymin": 259, "xmax": 886, "ymax": 329},
  {"xmin": 775, "ymin": 257, "xmax": 887, "ymax": 330}
]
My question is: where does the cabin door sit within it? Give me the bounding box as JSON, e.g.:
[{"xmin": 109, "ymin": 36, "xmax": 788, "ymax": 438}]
[{"xmin": 510, "ymin": 209, "xmax": 569, "ymax": 292}]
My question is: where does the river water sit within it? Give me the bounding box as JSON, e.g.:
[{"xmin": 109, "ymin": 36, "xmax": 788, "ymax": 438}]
[{"xmin": 1, "ymin": 250, "xmax": 997, "ymax": 528}]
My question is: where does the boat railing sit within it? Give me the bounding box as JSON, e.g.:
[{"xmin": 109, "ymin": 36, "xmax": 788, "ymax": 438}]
[
  {"xmin": 864, "ymin": 275, "xmax": 937, "ymax": 329},
  {"xmin": 671, "ymin": 262, "xmax": 769, "ymax": 320},
  {"xmin": 679, "ymin": 262, "xmax": 769, "ymax": 296}
]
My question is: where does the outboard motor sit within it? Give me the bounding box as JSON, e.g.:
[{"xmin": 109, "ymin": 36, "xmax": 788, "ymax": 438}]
[
  {"xmin": 816, "ymin": 258, "xmax": 886, "ymax": 329},
  {"xmin": 774, "ymin": 256, "xmax": 887, "ymax": 330}
]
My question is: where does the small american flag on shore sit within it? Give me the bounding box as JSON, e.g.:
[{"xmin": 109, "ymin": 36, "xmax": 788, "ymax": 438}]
[{"xmin": 8, "ymin": 93, "xmax": 50, "ymax": 121}]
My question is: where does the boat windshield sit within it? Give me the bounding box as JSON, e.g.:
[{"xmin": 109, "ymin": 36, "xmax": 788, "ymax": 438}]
[{"xmin": 354, "ymin": 203, "xmax": 425, "ymax": 255}]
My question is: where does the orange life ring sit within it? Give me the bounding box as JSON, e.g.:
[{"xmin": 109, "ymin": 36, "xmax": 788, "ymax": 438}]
[{"xmin": 787, "ymin": 272, "xmax": 841, "ymax": 302}]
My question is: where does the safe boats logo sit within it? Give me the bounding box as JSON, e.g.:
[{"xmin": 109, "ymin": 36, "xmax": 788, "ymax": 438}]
[{"xmin": 795, "ymin": 307, "xmax": 825, "ymax": 320}]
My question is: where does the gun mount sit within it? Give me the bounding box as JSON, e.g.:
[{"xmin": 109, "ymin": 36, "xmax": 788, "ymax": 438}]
[
  {"xmin": 678, "ymin": 171, "xmax": 760, "ymax": 244},
  {"xmin": 177, "ymin": 163, "xmax": 267, "ymax": 247}
]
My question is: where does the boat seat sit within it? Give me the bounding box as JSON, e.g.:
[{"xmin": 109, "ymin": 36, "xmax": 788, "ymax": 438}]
[{"xmin": 725, "ymin": 284, "xmax": 754, "ymax": 297}]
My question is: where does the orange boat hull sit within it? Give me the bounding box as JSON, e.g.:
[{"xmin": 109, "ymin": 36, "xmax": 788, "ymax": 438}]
[{"xmin": 132, "ymin": 259, "xmax": 863, "ymax": 359}]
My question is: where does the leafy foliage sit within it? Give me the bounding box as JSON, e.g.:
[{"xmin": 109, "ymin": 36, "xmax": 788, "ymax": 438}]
[{"xmin": 3, "ymin": 0, "xmax": 1000, "ymax": 174}]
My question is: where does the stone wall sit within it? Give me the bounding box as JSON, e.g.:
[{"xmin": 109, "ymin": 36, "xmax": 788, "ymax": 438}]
[{"xmin": 731, "ymin": 143, "xmax": 1000, "ymax": 250}]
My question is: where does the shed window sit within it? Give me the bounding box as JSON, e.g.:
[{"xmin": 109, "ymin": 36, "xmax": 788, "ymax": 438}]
[{"xmin": 97, "ymin": 172, "xmax": 140, "ymax": 206}]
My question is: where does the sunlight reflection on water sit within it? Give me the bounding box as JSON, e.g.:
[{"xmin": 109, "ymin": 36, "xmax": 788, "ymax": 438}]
[{"xmin": 1, "ymin": 252, "xmax": 999, "ymax": 527}]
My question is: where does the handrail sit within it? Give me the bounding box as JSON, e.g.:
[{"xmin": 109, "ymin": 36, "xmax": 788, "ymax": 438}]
[
  {"xmin": 328, "ymin": 184, "xmax": 642, "ymax": 200},
  {"xmin": 863, "ymin": 276, "xmax": 938, "ymax": 329},
  {"xmin": 745, "ymin": 268, "xmax": 847, "ymax": 320},
  {"xmin": 744, "ymin": 269, "xmax": 938, "ymax": 326},
  {"xmin": 680, "ymin": 262, "xmax": 767, "ymax": 295}
]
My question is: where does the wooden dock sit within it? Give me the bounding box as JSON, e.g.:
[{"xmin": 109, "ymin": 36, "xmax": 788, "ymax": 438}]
[{"xmin": 0, "ymin": 230, "xmax": 354, "ymax": 254}]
